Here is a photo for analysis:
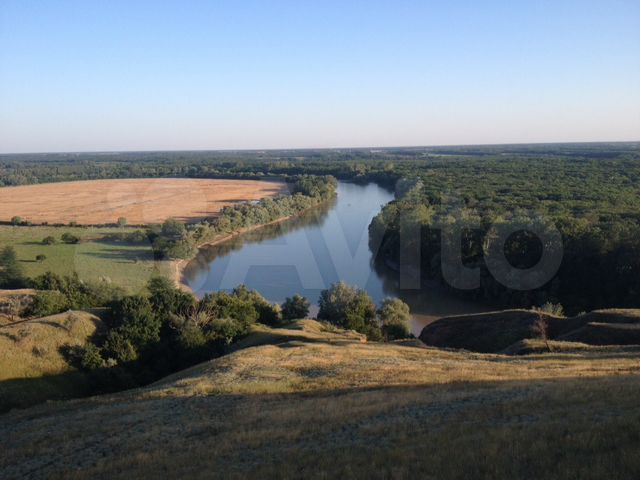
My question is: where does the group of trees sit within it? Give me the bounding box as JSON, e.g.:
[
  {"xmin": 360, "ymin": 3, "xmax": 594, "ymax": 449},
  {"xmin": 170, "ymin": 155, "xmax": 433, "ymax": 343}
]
[
  {"xmin": 20, "ymin": 265, "xmax": 409, "ymax": 394},
  {"xmin": 318, "ymin": 281, "xmax": 412, "ymax": 341},
  {"xmin": 151, "ymin": 175, "xmax": 337, "ymax": 260}
]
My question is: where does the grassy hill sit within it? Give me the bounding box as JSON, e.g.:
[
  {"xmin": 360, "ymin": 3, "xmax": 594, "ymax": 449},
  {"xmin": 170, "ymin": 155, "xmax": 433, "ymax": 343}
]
[
  {"xmin": 1, "ymin": 319, "xmax": 639, "ymax": 479},
  {"xmin": 0, "ymin": 311, "xmax": 103, "ymax": 411},
  {"xmin": 419, "ymin": 309, "xmax": 640, "ymax": 352}
]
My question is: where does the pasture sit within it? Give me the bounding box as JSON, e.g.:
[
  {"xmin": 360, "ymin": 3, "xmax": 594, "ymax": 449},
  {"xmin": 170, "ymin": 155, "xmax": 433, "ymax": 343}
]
[{"xmin": 0, "ymin": 225, "xmax": 169, "ymax": 292}]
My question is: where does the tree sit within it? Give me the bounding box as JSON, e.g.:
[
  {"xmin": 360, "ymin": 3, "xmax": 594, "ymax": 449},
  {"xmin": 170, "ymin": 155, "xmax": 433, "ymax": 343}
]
[
  {"xmin": 61, "ymin": 232, "xmax": 80, "ymax": 244},
  {"xmin": 10, "ymin": 216, "xmax": 24, "ymax": 225},
  {"xmin": 110, "ymin": 295, "xmax": 161, "ymax": 348},
  {"xmin": 161, "ymin": 218, "xmax": 186, "ymax": 239},
  {"xmin": 0, "ymin": 246, "xmax": 26, "ymax": 288},
  {"xmin": 378, "ymin": 298, "xmax": 411, "ymax": 340},
  {"xmin": 42, "ymin": 236, "xmax": 56, "ymax": 245},
  {"xmin": 146, "ymin": 276, "xmax": 196, "ymax": 318},
  {"xmin": 117, "ymin": 217, "xmax": 127, "ymax": 227},
  {"xmin": 281, "ymin": 294, "xmax": 310, "ymax": 321},
  {"xmin": 31, "ymin": 271, "xmax": 65, "ymax": 291},
  {"xmin": 27, "ymin": 290, "xmax": 69, "ymax": 317},
  {"xmin": 317, "ymin": 282, "xmax": 377, "ymax": 335},
  {"xmin": 531, "ymin": 313, "xmax": 553, "ymax": 352},
  {"xmin": 36, "ymin": 254, "xmax": 47, "ymax": 263}
]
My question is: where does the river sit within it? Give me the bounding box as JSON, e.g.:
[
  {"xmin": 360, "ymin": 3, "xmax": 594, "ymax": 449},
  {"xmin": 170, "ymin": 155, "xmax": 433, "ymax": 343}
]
[{"xmin": 183, "ymin": 182, "xmax": 490, "ymax": 335}]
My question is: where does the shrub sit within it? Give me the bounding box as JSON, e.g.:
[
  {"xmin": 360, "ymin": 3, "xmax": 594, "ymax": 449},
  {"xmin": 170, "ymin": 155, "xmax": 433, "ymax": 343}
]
[
  {"xmin": 535, "ymin": 302, "xmax": 564, "ymax": 316},
  {"xmin": 281, "ymin": 294, "xmax": 310, "ymax": 321},
  {"xmin": 10, "ymin": 216, "xmax": 24, "ymax": 225},
  {"xmin": 103, "ymin": 330, "xmax": 139, "ymax": 363},
  {"xmin": 200, "ymin": 290, "xmax": 259, "ymax": 326},
  {"xmin": 79, "ymin": 343, "xmax": 106, "ymax": 370},
  {"xmin": 231, "ymin": 285, "xmax": 281, "ymax": 325},
  {"xmin": 27, "ymin": 290, "xmax": 69, "ymax": 317},
  {"xmin": 31, "ymin": 271, "xmax": 65, "ymax": 291},
  {"xmin": 110, "ymin": 295, "xmax": 161, "ymax": 348},
  {"xmin": 378, "ymin": 298, "xmax": 411, "ymax": 340},
  {"xmin": 36, "ymin": 254, "xmax": 47, "ymax": 263},
  {"xmin": 147, "ymin": 276, "xmax": 196, "ymax": 318},
  {"xmin": 208, "ymin": 318, "xmax": 247, "ymax": 346},
  {"xmin": 117, "ymin": 217, "xmax": 127, "ymax": 227},
  {"xmin": 318, "ymin": 282, "xmax": 377, "ymax": 335},
  {"xmin": 42, "ymin": 236, "xmax": 56, "ymax": 245},
  {"xmin": 61, "ymin": 232, "xmax": 80, "ymax": 244}
]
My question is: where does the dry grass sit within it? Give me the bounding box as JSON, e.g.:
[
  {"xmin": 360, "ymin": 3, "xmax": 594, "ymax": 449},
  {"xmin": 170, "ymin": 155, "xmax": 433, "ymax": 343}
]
[
  {"xmin": 0, "ymin": 311, "xmax": 102, "ymax": 412},
  {"xmin": 1, "ymin": 320, "xmax": 639, "ymax": 479},
  {"xmin": 0, "ymin": 310, "xmax": 102, "ymax": 380},
  {"xmin": 0, "ymin": 178, "xmax": 286, "ymax": 225}
]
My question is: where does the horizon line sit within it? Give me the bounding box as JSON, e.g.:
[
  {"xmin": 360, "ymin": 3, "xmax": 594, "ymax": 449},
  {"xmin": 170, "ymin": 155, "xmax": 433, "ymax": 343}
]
[{"xmin": 1, "ymin": 139, "xmax": 639, "ymax": 156}]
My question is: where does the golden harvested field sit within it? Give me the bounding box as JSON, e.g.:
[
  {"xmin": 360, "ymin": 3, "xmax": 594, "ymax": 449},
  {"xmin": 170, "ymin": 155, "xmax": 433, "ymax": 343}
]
[{"xmin": 0, "ymin": 178, "xmax": 286, "ymax": 225}]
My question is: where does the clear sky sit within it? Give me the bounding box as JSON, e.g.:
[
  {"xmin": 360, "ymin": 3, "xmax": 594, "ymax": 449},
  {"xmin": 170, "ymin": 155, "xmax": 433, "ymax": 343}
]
[{"xmin": 0, "ymin": 0, "xmax": 639, "ymax": 153}]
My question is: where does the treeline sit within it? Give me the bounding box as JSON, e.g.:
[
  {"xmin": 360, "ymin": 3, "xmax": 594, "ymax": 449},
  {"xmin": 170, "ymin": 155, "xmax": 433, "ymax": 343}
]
[{"xmin": 150, "ymin": 175, "xmax": 337, "ymax": 260}]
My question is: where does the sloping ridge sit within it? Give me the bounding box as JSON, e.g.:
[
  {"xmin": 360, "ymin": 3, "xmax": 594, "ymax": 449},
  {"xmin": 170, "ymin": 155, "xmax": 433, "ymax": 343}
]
[
  {"xmin": 0, "ymin": 311, "xmax": 103, "ymax": 412},
  {"xmin": 419, "ymin": 308, "xmax": 640, "ymax": 353},
  {"xmin": 2, "ymin": 318, "xmax": 640, "ymax": 479}
]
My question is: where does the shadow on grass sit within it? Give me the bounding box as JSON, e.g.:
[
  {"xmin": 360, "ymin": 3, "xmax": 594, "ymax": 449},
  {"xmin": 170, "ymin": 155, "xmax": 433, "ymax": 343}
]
[
  {"xmin": 0, "ymin": 370, "xmax": 93, "ymax": 414},
  {"xmin": 80, "ymin": 248, "xmax": 155, "ymax": 263}
]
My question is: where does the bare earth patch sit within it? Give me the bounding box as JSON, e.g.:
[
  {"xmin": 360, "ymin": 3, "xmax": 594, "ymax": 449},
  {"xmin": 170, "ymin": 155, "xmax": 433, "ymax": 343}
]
[{"xmin": 0, "ymin": 178, "xmax": 287, "ymax": 225}]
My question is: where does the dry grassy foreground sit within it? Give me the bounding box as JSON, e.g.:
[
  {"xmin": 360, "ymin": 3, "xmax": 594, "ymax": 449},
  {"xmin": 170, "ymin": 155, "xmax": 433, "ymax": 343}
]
[
  {"xmin": 0, "ymin": 178, "xmax": 286, "ymax": 225},
  {"xmin": 0, "ymin": 311, "xmax": 102, "ymax": 411},
  {"xmin": 1, "ymin": 320, "xmax": 639, "ymax": 479}
]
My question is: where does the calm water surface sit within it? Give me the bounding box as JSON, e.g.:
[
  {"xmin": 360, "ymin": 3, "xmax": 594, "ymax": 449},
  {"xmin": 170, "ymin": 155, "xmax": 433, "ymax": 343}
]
[{"xmin": 184, "ymin": 182, "xmax": 489, "ymax": 334}]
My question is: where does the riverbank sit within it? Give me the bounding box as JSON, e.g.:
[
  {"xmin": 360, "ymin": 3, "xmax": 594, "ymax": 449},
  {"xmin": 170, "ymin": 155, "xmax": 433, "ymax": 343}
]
[{"xmin": 171, "ymin": 205, "xmax": 333, "ymax": 292}]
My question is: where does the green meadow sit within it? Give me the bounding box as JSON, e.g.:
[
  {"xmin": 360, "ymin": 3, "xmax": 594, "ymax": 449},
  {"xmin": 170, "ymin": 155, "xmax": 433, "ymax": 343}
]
[{"xmin": 0, "ymin": 225, "xmax": 170, "ymax": 293}]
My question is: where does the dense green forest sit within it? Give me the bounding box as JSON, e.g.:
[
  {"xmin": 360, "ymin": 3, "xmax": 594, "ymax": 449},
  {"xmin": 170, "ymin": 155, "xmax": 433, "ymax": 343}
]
[{"xmin": 2, "ymin": 143, "xmax": 640, "ymax": 314}]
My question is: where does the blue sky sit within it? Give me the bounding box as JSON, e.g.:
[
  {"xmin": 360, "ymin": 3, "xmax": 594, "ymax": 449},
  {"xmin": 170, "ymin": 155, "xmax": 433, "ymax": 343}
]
[{"xmin": 0, "ymin": 0, "xmax": 638, "ymax": 153}]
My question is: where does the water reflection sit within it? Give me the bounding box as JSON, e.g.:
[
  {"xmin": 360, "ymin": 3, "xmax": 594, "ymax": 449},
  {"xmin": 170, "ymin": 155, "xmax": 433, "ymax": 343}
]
[{"xmin": 185, "ymin": 182, "xmax": 490, "ymax": 336}]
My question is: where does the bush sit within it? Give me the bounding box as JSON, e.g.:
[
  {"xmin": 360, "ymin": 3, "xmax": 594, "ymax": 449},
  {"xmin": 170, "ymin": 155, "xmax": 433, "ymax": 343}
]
[
  {"xmin": 42, "ymin": 236, "xmax": 56, "ymax": 245},
  {"xmin": 200, "ymin": 290, "xmax": 259, "ymax": 326},
  {"xmin": 535, "ymin": 302, "xmax": 564, "ymax": 316},
  {"xmin": 318, "ymin": 282, "xmax": 377, "ymax": 335},
  {"xmin": 61, "ymin": 232, "xmax": 80, "ymax": 244},
  {"xmin": 36, "ymin": 254, "xmax": 47, "ymax": 263},
  {"xmin": 103, "ymin": 330, "xmax": 138, "ymax": 363},
  {"xmin": 147, "ymin": 276, "xmax": 196, "ymax": 318},
  {"xmin": 109, "ymin": 295, "xmax": 161, "ymax": 348},
  {"xmin": 117, "ymin": 217, "xmax": 127, "ymax": 227},
  {"xmin": 79, "ymin": 343, "xmax": 106, "ymax": 370},
  {"xmin": 281, "ymin": 294, "xmax": 310, "ymax": 321},
  {"xmin": 31, "ymin": 271, "xmax": 65, "ymax": 291},
  {"xmin": 27, "ymin": 290, "xmax": 69, "ymax": 317},
  {"xmin": 208, "ymin": 318, "xmax": 247, "ymax": 345},
  {"xmin": 10, "ymin": 216, "xmax": 24, "ymax": 226},
  {"xmin": 230, "ymin": 285, "xmax": 281, "ymax": 325},
  {"xmin": 378, "ymin": 298, "xmax": 411, "ymax": 340}
]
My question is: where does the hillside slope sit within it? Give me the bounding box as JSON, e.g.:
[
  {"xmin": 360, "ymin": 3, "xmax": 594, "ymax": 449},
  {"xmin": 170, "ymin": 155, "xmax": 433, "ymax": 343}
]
[
  {"xmin": 1, "ymin": 320, "xmax": 639, "ymax": 479},
  {"xmin": 0, "ymin": 311, "xmax": 103, "ymax": 411},
  {"xmin": 419, "ymin": 309, "xmax": 640, "ymax": 352}
]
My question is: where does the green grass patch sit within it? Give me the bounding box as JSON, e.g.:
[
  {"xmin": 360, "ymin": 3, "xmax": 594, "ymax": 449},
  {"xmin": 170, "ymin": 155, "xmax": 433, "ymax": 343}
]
[{"xmin": 0, "ymin": 225, "xmax": 170, "ymax": 293}]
